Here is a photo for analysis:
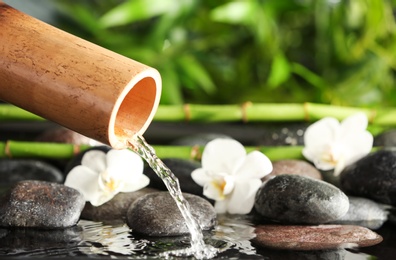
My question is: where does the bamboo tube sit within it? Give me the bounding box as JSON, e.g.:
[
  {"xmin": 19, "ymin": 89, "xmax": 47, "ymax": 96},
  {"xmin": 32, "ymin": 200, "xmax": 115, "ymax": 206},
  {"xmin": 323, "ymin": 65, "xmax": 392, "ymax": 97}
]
[{"xmin": 0, "ymin": 2, "xmax": 162, "ymax": 149}]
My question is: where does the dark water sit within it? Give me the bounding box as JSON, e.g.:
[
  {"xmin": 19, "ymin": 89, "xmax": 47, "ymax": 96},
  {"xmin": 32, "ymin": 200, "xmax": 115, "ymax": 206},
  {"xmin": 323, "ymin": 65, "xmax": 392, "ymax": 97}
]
[{"xmin": 1, "ymin": 214, "xmax": 391, "ymax": 259}]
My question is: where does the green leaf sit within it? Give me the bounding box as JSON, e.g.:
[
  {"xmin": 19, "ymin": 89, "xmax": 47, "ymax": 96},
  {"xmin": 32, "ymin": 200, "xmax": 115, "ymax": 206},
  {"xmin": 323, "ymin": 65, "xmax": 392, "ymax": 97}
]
[
  {"xmin": 210, "ymin": 1, "xmax": 254, "ymax": 24},
  {"xmin": 55, "ymin": 2, "xmax": 102, "ymax": 33},
  {"xmin": 177, "ymin": 55, "xmax": 216, "ymax": 94},
  {"xmin": 159, "ymin": 66, "xmax": 183, "ymax": 105},
  {"xmin": 267, "ymin": 53, "xmax": 290, "ymax": 88},
  {"xmin": 290, "ymin": 63, "xmax": 326, "ymax": 90},
  {"xmin": 99, "ymin": 0, "xmax": 179, "ymax": 28}
]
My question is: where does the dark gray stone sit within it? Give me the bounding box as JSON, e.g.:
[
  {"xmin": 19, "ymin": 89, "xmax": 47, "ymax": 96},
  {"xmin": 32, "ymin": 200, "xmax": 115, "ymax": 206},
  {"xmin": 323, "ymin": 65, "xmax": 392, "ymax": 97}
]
[
  {"xmin": 171, "ymin": 133, "xmax": 232, "ymax": 146},
  {"xmin": 0, "ymin": 180, "xmax": 85, "ymax": 228},
  {"xmin": 81, "ymin": 187, "xmax": 158, "ymax": 222},
  {"xmin": 144, "ymin": 158, "xmax": 204, "ymax": 197},
  {"xmin": 262, "ymin": 159, "xmax": 322, "ymax": 182},
  {"xmin": 127, "ymin": 192, "xmax": 216, "ymax": 236},
  {"xmin": 252, "ymin": 224, "xmax": 383, "ymax": 251},
  {"xmin": 374, "ymin": 130, "xmax": 396, "ymax": 147},
  {"xmin": 254, "ymin": 174, "xmax": 349, "ymax": 224},
  {"xmin": 340, "ymin": 149, "xmax": 396, "ymax": 206},
  {"xmin": 0, "ymin": 159, "xmax": 64, "ymax": 185},
  {"xmin": 333, "ymin": 196, "xmax": 390, "ymax": 230},
  {"xmin": 254, "ymin": 123, "xmax": 308, "ymax": 146}
]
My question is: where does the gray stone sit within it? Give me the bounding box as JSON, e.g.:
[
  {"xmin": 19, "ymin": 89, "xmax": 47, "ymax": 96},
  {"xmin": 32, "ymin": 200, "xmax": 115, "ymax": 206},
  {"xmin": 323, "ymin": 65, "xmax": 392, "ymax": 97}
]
[
  {"xmin": 254, "ymin": 123, "xmax": 307, "ymax": 146},
  {"xmin": 0, "ymin": 159, "xmax": 64, "ymax": 185},
  {"xmin": 262, "ymin": 159, "xmax": 322, "ymax": 182},
  {"xmin": 333, "ymin": 196, "xmax": 390, "ymax": 230},
  {"xmin": 144, "ymin": 158, "xmax": 204, "ymax": 197},
  {"xmin": 340, "ymin": 149, "xmax": 396, "ymax": 206},
  {"xmin": 127, "ymin": 192, "xmax": 216, "ymax": 236},
  {"xmin": 374, "ymin": 130, "xmax": 396, "ymax": 147},
  {"xmin": 171, "ymin": 133, "xmax": 232, "ymax": 146},
  {"xmin": 254, "ymin": 174, "xmax": 349, "ymax": 224},
  {"xmin": 252, "ymin": 224, "xmax": 383, "ymax": 251},
  {"xmin": 81, "ymin": 187, "xmax": 158, "ymax": 222},
  {"xmin": 0, "ymin": 180, "xmax": 85, "ymax": 228}
]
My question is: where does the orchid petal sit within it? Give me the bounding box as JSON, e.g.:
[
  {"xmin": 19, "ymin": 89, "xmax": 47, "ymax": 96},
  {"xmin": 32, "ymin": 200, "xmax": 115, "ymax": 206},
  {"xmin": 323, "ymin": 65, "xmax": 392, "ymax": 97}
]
[
  {"xmin": 340, "ymin": 112, "xmax": 368, "ymax": 133},
  {"xmin": 191, "ymin": 168, "xmax": 212, "ymax": 187},
  {"xmin": 64, "ymin": 165, "xmax": 103, "ymax": 204},
  {"xmin": 106, "ymin": 149, "xmax": 144, "ymax": 180},
  {"xmin": 90, "ymin": 191, "xmax": 118, "ymax": 206},
  {"xmin": 201, "ymin": 139, "xmax": 246, "ymax": 175},
  {"xmin": 334, "ymin": 156, "xmax": 346, "ymax": 176},
  {"xmin": 120, "ymin": 174, "xmax": 150, "ymax": 192},
  {"xmin": 214, "ymin": 200, "xmax": 228, "ymax": 214},
  {"xmin": 303, "ymin": 118, "xmax": 340, "ymax": 164},
  {"xmin": 222, "ymin": 175, "xmax": 235, "ymax": 195},
  {"xmin": 312, "ymin": 157, "xmax": 338, "ymax": 171},
  {"xmin": 81, "ymin": 150, "xmax": 107, "ymax": 173},
  {"xmin": 341, "ymin": 131, "xmax": 373, "ymax": 166},
  {"xmin": 303, "ymin": 117, "xmax": 340, "ymax": 148},
  {"xmin": 236, "ymin": 151, "xmax": 273, "ymax": 179},
  {"xmin": 227, "ymin": 179, "xmax": 262, "ymax": 214}
]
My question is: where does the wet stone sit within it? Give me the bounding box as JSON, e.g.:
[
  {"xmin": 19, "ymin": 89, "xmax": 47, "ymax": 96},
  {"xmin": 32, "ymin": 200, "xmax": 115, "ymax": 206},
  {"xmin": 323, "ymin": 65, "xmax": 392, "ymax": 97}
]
[
  {"xmin": 0, "ymin": 159, "xmax": 64, "ymax": 186},
  {"xmin": 262, "ymin": 159, "xmax": 322, "ymax": 182},
  {"xmin": 333, "ymin": 196, "xmax": 390, "ymax": 230},
  {"xmin": 340, "ymin": 149, "xmax": 396, "ymax": 206},
  {"xmin": 254, "ymin": 174, "xmax": 349, "ymax": 224},
  {"xmin": 144, "ymin": 158, "xmax": 204, "ymax": 197},
  {"xmin": 81, "ymin": 187, "xmax": 158, "ymax": 222},
  {"xmin": 170, "ymin": 133, "xmax": 232, "ymax": 146},
  {"xmin": 0, "ymin": 180, "xmax": 85, "ymax": 228},
  {"xmin": 126, "ymin": 192, "xmax": 216, "ymax": 236},
  {"xmin": 373, "ymin": 130, "xmax": 396, "ymax": 147},
  {"xmin": 252, "ymin": 224, "xmax": 383, "ymax": 251},
  {"xmin": 254, "ymin": 123, "xmax": 308, "ymax": 146}
]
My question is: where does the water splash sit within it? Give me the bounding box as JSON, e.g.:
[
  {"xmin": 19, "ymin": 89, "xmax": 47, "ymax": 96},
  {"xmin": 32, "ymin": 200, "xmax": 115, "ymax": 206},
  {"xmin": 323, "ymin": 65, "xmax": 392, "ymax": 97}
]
[{"xmin": 129, "ymin": 134, "xmax": 218, "ymax": 259}]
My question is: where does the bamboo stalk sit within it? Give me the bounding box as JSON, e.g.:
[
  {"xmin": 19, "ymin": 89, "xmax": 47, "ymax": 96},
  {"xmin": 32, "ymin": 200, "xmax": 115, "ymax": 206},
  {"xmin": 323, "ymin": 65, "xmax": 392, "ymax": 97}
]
[
  {"xmin": 0, "ymin": 141, "xmax": 382, "ymax": 162},
  {"xmin": 2, "ymin": 103, "xmax": 396, "ymax": 126},
  {"xmin": 0, "ymin": 140, "xmax": 305, "ymax": 161},
  {"xmin": 0, "ymin": 141, "xmax": 91, "ymax": 159},
  {"xmin": 0, "ymin": 104, "xmax": 44, "ymax": 121}
]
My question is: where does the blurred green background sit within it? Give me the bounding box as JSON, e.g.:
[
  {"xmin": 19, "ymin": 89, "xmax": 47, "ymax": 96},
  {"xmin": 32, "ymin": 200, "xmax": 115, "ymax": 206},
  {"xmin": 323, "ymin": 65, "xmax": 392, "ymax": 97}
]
[{"xmin": 16, "ymin": 0, "xmax": 396, "ymax": 106}]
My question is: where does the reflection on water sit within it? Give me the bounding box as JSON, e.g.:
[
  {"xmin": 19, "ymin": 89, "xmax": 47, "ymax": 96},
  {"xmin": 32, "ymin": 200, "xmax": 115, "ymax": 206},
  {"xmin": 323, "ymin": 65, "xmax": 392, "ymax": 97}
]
[
  {"xmin": 0, "ymin": 214, "xmax": 387, "ymax": 259},
  {"xmin": 78, "ymin": 220, "xmax": 148, "ymax": 256}
]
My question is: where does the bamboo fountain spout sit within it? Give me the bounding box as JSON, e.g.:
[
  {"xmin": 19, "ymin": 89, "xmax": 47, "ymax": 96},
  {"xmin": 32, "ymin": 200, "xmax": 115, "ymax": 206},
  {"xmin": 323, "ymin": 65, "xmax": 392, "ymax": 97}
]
[{"xmin": 0, "ymin": 2, "xmax": 162, "ymax": 149}]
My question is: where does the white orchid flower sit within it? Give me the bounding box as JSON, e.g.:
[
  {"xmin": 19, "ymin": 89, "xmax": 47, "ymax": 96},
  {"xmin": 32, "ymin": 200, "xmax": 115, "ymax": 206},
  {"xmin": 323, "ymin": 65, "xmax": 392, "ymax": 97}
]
[
  {"xmin": 191, "ymin": 138, "xmax": 272, "ymax": 214},
  {"xmin": 65, "ymin": 149, "xmax": 149, "ymax": 206},
  {"xmin": 302, "ymin": 112, "xmax": 373, "ymax": 176}
]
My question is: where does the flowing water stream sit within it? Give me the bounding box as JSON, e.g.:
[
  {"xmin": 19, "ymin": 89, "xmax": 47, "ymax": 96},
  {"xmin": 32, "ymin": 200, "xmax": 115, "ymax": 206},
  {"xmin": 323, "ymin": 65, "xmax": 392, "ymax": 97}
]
[{"xmin": 129, "ymin": 134, "xmax": 218, "ymax": 259}]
